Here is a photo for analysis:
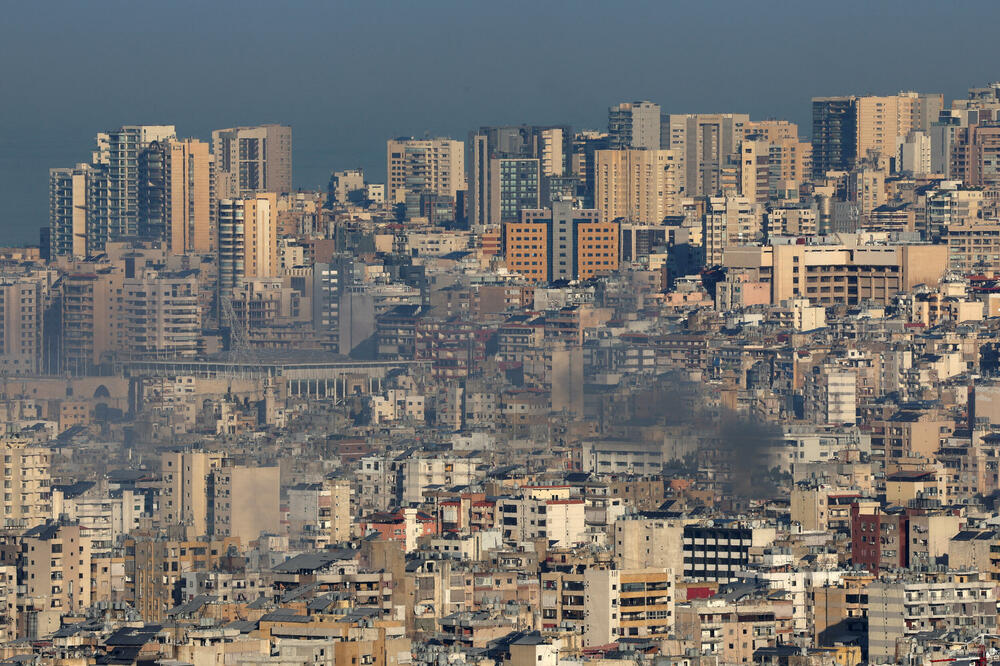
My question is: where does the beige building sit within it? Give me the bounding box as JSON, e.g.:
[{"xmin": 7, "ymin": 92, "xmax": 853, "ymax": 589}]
[
  {"xmin": 218, "ymin": 192, "xmax": 278, "ymax": 291},
  {"xmin": 723, "ymin": 239, "xmax": 949, "ymax": 305},
  {"xmin": 0, "ymin": 277, "xmax": 46, "ymax": 376},
  {"xmin": 211, "ymin": 462, "xmax": 280, "ymax": 543},
  {"xmin": 613, "ymin": 516, "xmax": 691, "ymax": 572},
  {"xmin": 122, "ymin": 269, "xmax": 201, "ymax": 359},
  {"xmin": 584, "ymin": 567, "xmax": 674, "ymax": 646},
  {"xmin": 855, "ymin": 92, "xmax": 942, "ymax": 164},
  {"xmin": 159, "ymin": 450, "xmax": 225, "ymax": 538},
  {"xmin": 664, "ymin": 113, "xmax": 750, "ymax": 197},
  {"xmin": 945, "ymin": 223, "xmax": 1000, "ymax": 272},
  {"xmin": 1, "ymin": 436, "xmax": 51, "ymax": 530},
  {"xmin": 23, "ymin": 522, "xmax": 92, "ymax": 616},
  {"xmin": 868, "ymin": 572, "xmax": 995, "ymax": 664},
  {"xmin": 61, "ymin": 269, "xmax": 124, "ymax": 375},
  {"xmin": 386, "ymin": 137, "xmax": 465, "ymax": 204},
  {"xmin": 703, "ymin": 195, "xmax": 764, "ymax": 266},
  {"xmin": 165, "ymin": 138, "xmax": 214, "ymax": 254},
  {"xmin": 212, "ymin": 124, "xmax": 291, "ymax": 199},
  {"xmin": 595, "ymin": 149, "xmax": 681, "ymax": 224}
]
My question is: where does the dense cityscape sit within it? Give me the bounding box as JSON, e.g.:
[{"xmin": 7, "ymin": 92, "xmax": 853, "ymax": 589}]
[{"xmin": 3, "ymin": 70, "xmax": 1000, "ymax": 665}]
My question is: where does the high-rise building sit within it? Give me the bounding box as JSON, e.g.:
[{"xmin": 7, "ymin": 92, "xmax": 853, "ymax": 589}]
[
  {"xmin": 0, "ymin": 277, "xmax": 45, "ymax": 376},
  {"xmin": 159, "ymin": 450, "xmax": 225, "ymax": 538},
  {"xmin": 217, "ymin": 193, "xmax": 278, "ymax": 293},
  {"xmin": 812, "ymin": 97, "xmax": 858, "ymax": 177},
  {"xmin": 60, "ymin": 270, "xmax": 123, "ymax": 375},
  {"xmin": 608, "ymin": 101, "xmax": 661, "ymax": 150},
  {"xmin": 950, "ymin": 122, "xmax": 1000, "ymax": 188},
  {"xmin": 702, "ymin": 195, "xmax": 764, "ymax": 266},
  {"xmin": 122, "ymin": 269, "xmax": 201, "ymax": 360},
  {"xmin": 210, "ymin": 461, "xmax": 280, "ymax": 543},
  {"xmin": 595, "ymin": 149, "xmax": 681, "ymax": 224},
  {"xmin": 738, "ymin": 138, "xmax": 812, "ymax": 203},
  {"xmin": 93, "ymin": 125, "xmax": 177, "ymax": 240},
  {"xmin": 504, "ymin": 200, "xmax": 619, "ymax": 283},
  {"xmin": 139, "ymin": 139, "xmax": 214, "ymax": 254},
  {"xmin": 0, "ymin": 436, "xmax": 51, "ymax": 530},
  {"xmin": 468, "ymin": 125, "xmax": 571, "ymax": 227},
  {"xmin": 23, "ymin": 522, "xmax": 92, "ymax": 616},
  {"xmin": 211, "ymin": 124, "xmax": 292, "ymax": 200},
  {"xmin": 663, "ymin": 113, "xmax": 750, "ymax": 197},
  {"xmin": 48, "ymin": 163, "xmax": 107, "ymax": 258},
  {"xmin": 813, "ymin": 93, "xmax": 943, "ymax": 176},
  {"xmin": 490, "ymin": 158, "xmax": 540, "ymax": 224},
  {"xmin": 386, "ymin": 137, "xmax": 465, "ymax": 205}
]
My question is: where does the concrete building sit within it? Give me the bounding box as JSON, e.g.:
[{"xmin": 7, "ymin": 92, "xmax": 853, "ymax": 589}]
[
  {"xmin": 583, "ymin": 567, "xmax": 674, "ymax": 646},
  {"xmin": 595, "ymin": 148, "xmax": 681, "ymax": 224},
  {"xmin": 468, "ymin": 125, "xmax": 570, "ymax": 227},
  {"xmin": 329, "ymin": 168, "xmax": 365, "ymax": 205},
  {"xmin": 950, "ymin": 122, "xmax": 1000, "ymax": 189},
  {"xmin": 159, "ymin": 450, "xmax": 225, "ymax": 538},
  {"xmin": 807, "ymin": 366, "xmax": 857, "ymax": 425},
  {"xmin": 682, "ymin": 523, "xmax": 777, "ymax": 582},
  {"xmin": 49, "ymin": 163, "xmax": 101, "ymax": 258},
  {"xmin": 211, "ymin": 462, "xmax": 280, "ymax": 543},
  {"xmin": 812, "ymin": 93, "xmax": 942, "ymax": 176},
  {"xmin": 217, "ymin": 192, "xmax": 278, "ymax": 292},
  {"xmin": 663, "ymin": 113, "xmax": 750, "ymax": 197},
  {"xmin": 867, "ymin": 572, "xmax": 995, "ymax": 664},
  {"xmin": 505, "ymin": 201, "xmax": 619, "ymax": 283},
  {"xmin": 490, "ymin": 158, "xmax": 540, "ymax": 224},
  {"xmin": 0, "ymin": 278, "xmax": 45, "ymax": 376},
  {"xmin": 145, "ymin": 138, "xmax": 214, "ymax": 254},
  {"xmin": 613, "ymin": 516, "xmax": 690, "ymax": 572},
  {"xmin": 211, "ymin": 124, "xmax": 292, "ymax": 199},
  {"xmin": 23, "ymin": 522, "xmax": 92, "ymax": 615},
  {"xmin": 122, "ymin": 269, "xmax": 201, "ymax": 359},
  {"xmin": 386, "ymin": 137, "xmax": 465, "ymax": 205},
  {"xmin": 0, "ymin": 436, "xmax": 51, "ymax": 530},
  {"xmin": 898, "ymin": 130, "xmax": 932, "ymax": 176},
  {"xmin": 608, "ymin": 101, "xmax": 661, "ymax": 150},
  {"xmin": 497, "ymin": 487, "xmax": 585, "ymax": 546},
  {"xmin": 94, "ymin": 125, "xmax": 177, "ymax": 240},
  {"xmin": 703, "ymin": 195, "xmax": 764, "ymax": 266},
  {"xmin": 400, "ymin": 457, "xmax": 481, "ymax": 505},
  {"xmin": 722, "ymin": 238, "xmax": 949, "ymax": 306}
]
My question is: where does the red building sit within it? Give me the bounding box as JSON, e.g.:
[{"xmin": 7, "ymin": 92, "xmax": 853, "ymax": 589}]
[{"xmin": 850, "ymin": 502, "xmax": 908, "ymax": 572}]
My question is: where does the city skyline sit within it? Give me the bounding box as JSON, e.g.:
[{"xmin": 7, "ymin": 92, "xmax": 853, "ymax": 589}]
[{"xmin": 4, "ymin": 0, "xmax": 1000, "ymax": 242}]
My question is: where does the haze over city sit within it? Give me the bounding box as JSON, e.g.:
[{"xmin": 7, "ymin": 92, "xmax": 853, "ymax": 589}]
[
  {"xmin": 4, "ymin": 0, "xmax": 1000, "ymax": 241},
  {"xmin": 7, "ymin": 2, "xmax": 1000, "ymax": 665}
]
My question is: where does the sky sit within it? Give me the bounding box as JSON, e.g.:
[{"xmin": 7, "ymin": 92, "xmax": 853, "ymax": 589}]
[{"xmin": 2, "ymin": 0, "xmax": 1000, "ymax": 244}]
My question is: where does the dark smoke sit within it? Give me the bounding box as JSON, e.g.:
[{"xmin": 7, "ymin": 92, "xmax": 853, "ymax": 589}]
[{"xmin": 603, "ymin": 371, "xmax": 784, "ymax": 500}]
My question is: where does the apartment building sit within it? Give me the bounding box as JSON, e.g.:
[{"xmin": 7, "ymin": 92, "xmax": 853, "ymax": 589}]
[
  {"xmin": 584, "ymin": 567, "xmax": 674, "ymax": 646},
  {"xmin": 22, "ymin": 522, "xmax": 92, "ymax": 616},
  {"xmin": 218, "ymin": 192, "xmax": 278, "ymax": 292},
  {"xmin": 595, "ymin": 148, "xmax": 681, "ymax": 224},
  {"xmin": 505, "ymin": 201, "xmax": 619, "ymax": 283},
  {"xmin": 138, "ymin": 138, "xmax": 214, "ymax": 254},
  {"xmin": 210, "ymin": 461, "xmax": 280, "ymax": 543},
  {"xmin": 400, "ymin": 457, "xmax": 481, "ymax": 506},
  {"xmin": 682, "ymin": 524, "xmax": 777, "ymax": 582},
  {"xmin": 158, "ymin": 450, "xmax": 225, "ymax": 538},
  {"xmin": 386, "ymin": 137, "xmax": 465, "ymax": 205},
  {"xmin": 608, "ymin": 101, "xmax": 661, "ymax": 150},
  {"xmin": 0, "ymin": 278, "xmax": 45, "ymax": 376},
  {"xmin": 703, "ymin": 195, "xmax": 764, "ymax": 266},
  {"xmin": 122, "ymin": 269, "xmax": 200, "ymax": 360},
  {"xmin": 211, "ymin": 124, "xmax": 291, "ymax": 199},
  {"xmin": 1, "ymin": 436, "xmax": 51, "ymax": 530},
  {"xmin": 126, "ymin": 534, "xmax": 240, "ymax": 622},
  {"xmin": 722, "ymin": 238, "xmax": 949, "ymax": 306},
  {"xmin": 498, "ymin": 487, "xmax": 585, "ymax": 546},
  {"xmin": 663, "ymin": 113, "xmax": 749, "ymax": 197},
  {"xmin": 867, "ymin": 572, "xmax": 996, "ymax": 664}
]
